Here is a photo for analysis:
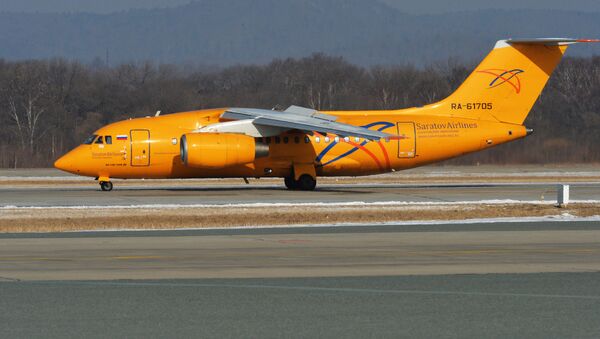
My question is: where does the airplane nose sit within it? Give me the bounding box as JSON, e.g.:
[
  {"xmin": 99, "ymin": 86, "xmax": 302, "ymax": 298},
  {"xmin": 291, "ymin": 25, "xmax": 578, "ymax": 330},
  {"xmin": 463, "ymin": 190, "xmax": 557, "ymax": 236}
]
[{"xmin": 54, "ymin": 152, "xmax": 75, "ymax": 173}]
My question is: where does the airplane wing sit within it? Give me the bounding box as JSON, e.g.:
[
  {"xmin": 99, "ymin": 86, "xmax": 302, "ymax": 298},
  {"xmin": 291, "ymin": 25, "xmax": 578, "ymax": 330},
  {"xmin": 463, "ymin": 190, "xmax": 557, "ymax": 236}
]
[{"xmin": 215, "ymin": 106, "xmax": 393, "ymax": 140}]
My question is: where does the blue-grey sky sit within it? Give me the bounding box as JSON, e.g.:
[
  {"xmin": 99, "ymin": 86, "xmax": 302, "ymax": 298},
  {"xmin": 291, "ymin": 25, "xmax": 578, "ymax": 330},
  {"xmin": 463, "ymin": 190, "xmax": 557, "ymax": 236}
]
[{"xmin": 2, "ymin": 0, "xmax": 600, "ymax": 14}]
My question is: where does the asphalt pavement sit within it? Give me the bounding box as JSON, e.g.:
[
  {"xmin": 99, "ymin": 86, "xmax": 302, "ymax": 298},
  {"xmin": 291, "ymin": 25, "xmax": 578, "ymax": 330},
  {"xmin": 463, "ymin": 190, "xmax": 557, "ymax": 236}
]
[
  {"xmin": 2, "ymin": 273, "xmax": 600, "ymax": 338},
  {"xmin": 1, "ymin": 183, "xmax": 600, "ymax": 207}
]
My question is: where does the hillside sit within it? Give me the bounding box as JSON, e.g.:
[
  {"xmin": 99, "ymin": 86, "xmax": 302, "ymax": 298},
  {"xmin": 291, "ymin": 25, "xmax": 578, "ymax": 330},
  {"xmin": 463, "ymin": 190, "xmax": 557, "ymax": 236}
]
[{"xmin": 1, "ymin": 0, "xmax": 599, "ymax": 65}]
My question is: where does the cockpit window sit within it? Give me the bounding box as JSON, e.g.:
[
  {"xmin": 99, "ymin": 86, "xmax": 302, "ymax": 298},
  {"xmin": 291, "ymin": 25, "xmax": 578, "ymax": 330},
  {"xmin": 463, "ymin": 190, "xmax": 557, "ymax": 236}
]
[
  {"xmin": 105, "ymin": 136, "xmax": 112, "ymax": 144},
  {"xmin": 83, "ymin": 135, "xmax": 98, "ymax": 145},
  {"xmin": 95, "ymin": 136, "xmax": 104, "ymax": 144}
]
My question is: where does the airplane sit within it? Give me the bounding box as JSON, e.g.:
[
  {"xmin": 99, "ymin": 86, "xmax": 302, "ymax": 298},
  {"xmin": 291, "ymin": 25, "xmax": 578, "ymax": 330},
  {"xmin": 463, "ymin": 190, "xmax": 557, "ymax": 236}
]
[{"xmin": 54, "ymin": 38, "xmax": 599, "ymax": 191}]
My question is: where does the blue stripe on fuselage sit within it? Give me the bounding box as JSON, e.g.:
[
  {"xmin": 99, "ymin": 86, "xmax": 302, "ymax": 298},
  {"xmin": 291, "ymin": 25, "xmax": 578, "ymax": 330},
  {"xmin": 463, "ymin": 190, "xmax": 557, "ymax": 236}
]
[{"xmin": 315, "ymin": 121, "xmax": 394, "ymax": 167}]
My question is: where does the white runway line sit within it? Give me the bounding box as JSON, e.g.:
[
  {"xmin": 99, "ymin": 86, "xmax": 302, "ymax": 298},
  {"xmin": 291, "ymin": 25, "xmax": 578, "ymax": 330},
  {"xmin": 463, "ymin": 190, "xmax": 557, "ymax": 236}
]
[
  {"xmin": 3, "ymin": 199, "xmax": 600, "ymax": 210},
  {"xmin": 0, "ymin": 176, "xmax": 88, "ymax": 181},
  {"xmin": 0, "ymin": 199, "xmax": 600, "ymax": 210},
  {"xmin": 0, "ymin": 177, "xmax": 236, "ymax": 182}
]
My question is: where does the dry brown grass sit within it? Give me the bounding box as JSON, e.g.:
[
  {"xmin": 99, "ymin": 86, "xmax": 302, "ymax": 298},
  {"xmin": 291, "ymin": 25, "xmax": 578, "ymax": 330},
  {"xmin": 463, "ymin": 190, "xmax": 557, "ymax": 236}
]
[{"xmin": 1, "ymin": 203, "xmax": 599, "ymax": 233}]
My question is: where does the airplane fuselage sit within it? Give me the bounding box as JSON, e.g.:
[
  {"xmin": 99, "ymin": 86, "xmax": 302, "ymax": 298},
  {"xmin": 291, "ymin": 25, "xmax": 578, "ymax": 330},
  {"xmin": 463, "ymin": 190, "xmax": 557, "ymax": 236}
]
[{"xmin": 56, "ymin": 106, "xmax": 527, "ymax": 180}]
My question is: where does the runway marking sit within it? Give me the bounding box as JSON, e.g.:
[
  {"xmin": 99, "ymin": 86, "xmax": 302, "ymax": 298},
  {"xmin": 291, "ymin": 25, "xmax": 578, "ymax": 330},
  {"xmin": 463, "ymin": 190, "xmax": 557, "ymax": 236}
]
[
  {"xmin": 110, "ymin": 256, "xmax": 166, "ymax": 260},
  {"xmin": 4, "ymin": 199, "xmax": 600, "ymax": 210},
  {"xmin": 26, "ymin": 280, "xmax": 600, "ymax": 301},
  {"xmin": 277, "ymin": 239, "xmax": 312, "ymax": 244}
]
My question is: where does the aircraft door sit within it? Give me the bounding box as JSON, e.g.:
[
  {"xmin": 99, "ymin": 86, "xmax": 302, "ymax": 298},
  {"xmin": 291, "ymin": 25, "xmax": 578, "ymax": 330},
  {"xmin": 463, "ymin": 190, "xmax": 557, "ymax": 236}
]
[
  {"xmin": 396, "ymin": 122, "xmax": 416, "ymax": 158},
  {"xmin": 130, "ymin": 129, "xmax": 150, "ymax": 166}
]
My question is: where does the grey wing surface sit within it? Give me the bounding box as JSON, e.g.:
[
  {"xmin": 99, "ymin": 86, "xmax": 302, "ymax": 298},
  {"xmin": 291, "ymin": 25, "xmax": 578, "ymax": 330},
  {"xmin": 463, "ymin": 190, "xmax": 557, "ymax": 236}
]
[{"xmin": 222, "ymin": 106, "xmax": 392, "ymax": 140}]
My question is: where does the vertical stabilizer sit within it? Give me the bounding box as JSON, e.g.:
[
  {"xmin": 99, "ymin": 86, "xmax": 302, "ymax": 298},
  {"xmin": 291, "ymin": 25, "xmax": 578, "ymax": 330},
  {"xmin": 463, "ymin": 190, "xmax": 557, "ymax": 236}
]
[{"xmin": 437, "ymin": 39, "xmax": 598, "ymax": 125}]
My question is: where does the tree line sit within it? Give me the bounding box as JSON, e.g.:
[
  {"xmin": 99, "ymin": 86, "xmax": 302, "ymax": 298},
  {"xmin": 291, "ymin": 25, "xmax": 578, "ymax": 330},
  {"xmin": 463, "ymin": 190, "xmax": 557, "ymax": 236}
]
[{"xmin": 0, "ymin": 54, "xmax": 599, "ymax": 168}]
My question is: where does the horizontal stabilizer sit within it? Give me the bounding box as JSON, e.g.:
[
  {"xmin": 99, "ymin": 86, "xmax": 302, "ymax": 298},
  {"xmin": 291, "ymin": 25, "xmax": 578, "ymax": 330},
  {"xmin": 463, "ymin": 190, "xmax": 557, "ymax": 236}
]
[{"xmin": 497, "ymin": 38, "xmax": 600, "ymax": 48}]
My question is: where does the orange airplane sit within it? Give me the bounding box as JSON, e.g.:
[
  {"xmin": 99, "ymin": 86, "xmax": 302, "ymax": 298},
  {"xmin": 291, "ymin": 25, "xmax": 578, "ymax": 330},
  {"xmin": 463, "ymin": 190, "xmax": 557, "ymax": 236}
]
[{"xmin": 55, "ymin": 38, "xmax": 599, "ymax": 191}]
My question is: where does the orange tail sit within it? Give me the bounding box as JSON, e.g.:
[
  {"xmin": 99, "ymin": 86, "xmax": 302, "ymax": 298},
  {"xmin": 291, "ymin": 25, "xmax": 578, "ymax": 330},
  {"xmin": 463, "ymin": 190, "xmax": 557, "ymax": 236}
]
[{"xmin": 436, "ymin": 38, "xmax": 598, "ymax": 125}]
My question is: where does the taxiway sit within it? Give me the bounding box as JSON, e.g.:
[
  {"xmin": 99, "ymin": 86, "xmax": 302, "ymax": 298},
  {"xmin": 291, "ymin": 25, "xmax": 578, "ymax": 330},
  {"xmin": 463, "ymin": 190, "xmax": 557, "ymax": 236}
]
[{"xmin": 1, "ymin": 183, "xmax": 600, "ymax": 207}]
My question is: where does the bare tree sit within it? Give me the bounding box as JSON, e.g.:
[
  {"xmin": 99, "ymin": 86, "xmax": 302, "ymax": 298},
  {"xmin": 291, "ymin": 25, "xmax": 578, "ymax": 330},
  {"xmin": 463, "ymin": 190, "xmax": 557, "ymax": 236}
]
[
  {"xmin": 0, "ymin": 55, "xmax": 599, "ymax": 167},
  {"xmin": 1, "ymin": 62, "xmax": 51, "ymax": 154}
]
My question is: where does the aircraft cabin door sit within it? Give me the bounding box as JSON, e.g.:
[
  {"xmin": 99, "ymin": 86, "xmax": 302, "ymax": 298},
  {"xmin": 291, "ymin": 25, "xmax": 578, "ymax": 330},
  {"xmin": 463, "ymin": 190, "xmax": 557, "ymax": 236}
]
[
  {"xmin": 396, "ymin": 122, "xmax": 416, "ymax": 158},
  {"xmin": 130, "ymin": 129, "xmax": 150, "ymax": 166}
]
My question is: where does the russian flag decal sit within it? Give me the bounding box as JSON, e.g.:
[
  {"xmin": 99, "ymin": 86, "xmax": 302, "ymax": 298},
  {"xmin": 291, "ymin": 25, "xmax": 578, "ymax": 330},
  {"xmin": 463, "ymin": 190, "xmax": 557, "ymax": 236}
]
[{"xmin": 116, "ymin": 135, "xmax": 128, "ymax": 140}]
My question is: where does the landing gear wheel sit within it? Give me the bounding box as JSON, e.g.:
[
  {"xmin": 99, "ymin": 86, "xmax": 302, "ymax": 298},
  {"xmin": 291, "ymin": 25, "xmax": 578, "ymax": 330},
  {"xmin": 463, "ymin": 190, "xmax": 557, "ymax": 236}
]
[
  {"xmin": 100, "ymin": 181, "xmax": 113, "ymax": 191},
  {"xmin": 297, "ymin": 174, "xmax": 316, "ymax": 191},
  {"xmin": 284, "ymin": 177, "xmax": 298, "ymax": 190}
]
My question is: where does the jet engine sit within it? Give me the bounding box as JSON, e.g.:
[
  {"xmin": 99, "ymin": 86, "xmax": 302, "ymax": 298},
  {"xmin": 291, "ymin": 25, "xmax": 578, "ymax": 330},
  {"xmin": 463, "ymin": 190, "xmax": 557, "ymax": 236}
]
[{"xmin": 180, "ymin": 133, "xmax": 268, "ymax": 168}]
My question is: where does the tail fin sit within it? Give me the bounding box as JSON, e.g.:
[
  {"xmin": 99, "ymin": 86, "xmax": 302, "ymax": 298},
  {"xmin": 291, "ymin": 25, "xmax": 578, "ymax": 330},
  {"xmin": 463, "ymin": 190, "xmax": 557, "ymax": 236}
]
[{"xmin": 439, "ymin": 38, "xmax": 599, "ymax": 125}]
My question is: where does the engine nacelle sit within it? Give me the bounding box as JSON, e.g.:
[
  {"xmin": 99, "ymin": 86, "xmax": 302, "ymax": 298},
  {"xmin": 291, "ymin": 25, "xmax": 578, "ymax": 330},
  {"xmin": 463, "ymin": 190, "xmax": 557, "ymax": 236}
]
[{"xmin": 180, "ymin": 133, "xmax": 268, "ymax": 169}]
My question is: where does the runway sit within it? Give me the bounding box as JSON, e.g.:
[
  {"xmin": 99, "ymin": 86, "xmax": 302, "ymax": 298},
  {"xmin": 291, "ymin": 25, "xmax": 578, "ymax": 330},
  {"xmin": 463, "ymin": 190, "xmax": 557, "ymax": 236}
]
[
  {"xmin": 2, "ymin": 222, "xmax": 600, "ymax": 338},
  {"xmin": 1, "ymin": 166, "xmax": 599, "ymax": 207},
  {"xmin": 2, "ymin": 167, "xmax": 600, "ymax": 337},
  {"xmin": 2, "ymin": 221, "xmax": 600, "ymax": 280},
  {"xmin": 2, "ymin": 182, "xmax": 600, "ymax": 207}
]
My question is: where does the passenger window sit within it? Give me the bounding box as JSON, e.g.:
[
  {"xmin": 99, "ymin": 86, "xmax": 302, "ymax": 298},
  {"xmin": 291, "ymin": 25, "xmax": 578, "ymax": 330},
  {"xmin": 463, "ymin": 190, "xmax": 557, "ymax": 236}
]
[
  {"xmin": 294, "ymin": 136, "xmax": 300, "ymax": 144},
  {"xmin": 354, "ymin": 137, "xmax": 360, "ymax": 143},
  {"xmin": 304, "ymin": 136, "xmax": 310, "ymax": 143},
  {"xmin": 105, "ymin": 136, "xmax": 112, "ymax": 144},
  {"xmin": 83, "ymin": 135, "xmax": 97, "ymax": 145},
  {"xmin": 283, "ymin": 137, "xmax": 289, "ymax": 144},
  {"xmin": 315, "ymin": 137, "xmax": 320, "ymax": 143},
  {"xmin": 95, "ymin": 136, "xmax": 104, "ymax": 144},
  {"xmin": 334, "ymin": 136, "xmax": 340, "ymax": 143},
  {"xmin": 344, "ymin": 137, "xmax": 350, "ymax": 142},
  {"xmin": 275, "ymin": 137, "xmax": 281, "ymax": 144},
  {"xmin": 324, "ymin": 136, "xmax": 330, "ymax": 143}
]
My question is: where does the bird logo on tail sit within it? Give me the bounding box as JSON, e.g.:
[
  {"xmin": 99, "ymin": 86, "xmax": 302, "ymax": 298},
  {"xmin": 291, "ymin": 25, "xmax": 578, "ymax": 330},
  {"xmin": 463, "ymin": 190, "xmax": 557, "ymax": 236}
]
[{"xmin": 476, "ymin": 68, "xmax": 525, "ymax": 93}]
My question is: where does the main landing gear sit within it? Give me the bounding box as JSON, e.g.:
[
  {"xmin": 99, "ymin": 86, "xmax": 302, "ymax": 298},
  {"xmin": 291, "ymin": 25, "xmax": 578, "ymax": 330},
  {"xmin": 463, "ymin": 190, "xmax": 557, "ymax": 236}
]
[
  {"xmin": 284, "ymin": 174, "xmax": 317, "ymax": 191},
  {"xmin": 100, "ymin": 181, "xmax": 113, "ymax": 191},
  {"xmin": 97, "ymin": 176, "xmax": 113, "ymax": 191},
  {"xmin": 285, "ymin": 163, "xmax": 317, "ymax": 191}
]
